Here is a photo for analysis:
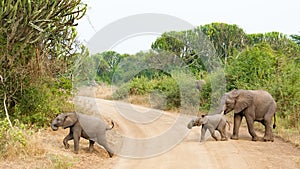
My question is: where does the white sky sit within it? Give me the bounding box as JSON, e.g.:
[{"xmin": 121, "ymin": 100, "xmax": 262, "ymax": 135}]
[{"xmin": 76, "ymin": 0, "xmax": 300, "ymax": 54}]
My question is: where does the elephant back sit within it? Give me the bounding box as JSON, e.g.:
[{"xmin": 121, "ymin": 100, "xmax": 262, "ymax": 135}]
[{"xmin": 77, "ymin": 113, "xmax": 107, "ymax": 141}]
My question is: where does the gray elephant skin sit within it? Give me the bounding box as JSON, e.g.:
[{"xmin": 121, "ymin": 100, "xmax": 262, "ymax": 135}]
[
  {"xmin": 187, "ymin": 114, "xmax": 229, "ymax": 142},
  {"xmin": 216, "ymin": 89, "xmax": 276, "ymax": 142},
  {"xmin": 51, "ymin": 112, "xmax": 114, "ymax": 157}
]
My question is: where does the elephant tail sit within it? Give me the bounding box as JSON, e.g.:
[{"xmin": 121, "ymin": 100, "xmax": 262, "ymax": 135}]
[
  {"xmin": 106, "ymin": 120, "xmax": 114, "ymax": 130},
  {"xmin": 273, "ymin": 114, "xmax": 276, "ymax": 129}
]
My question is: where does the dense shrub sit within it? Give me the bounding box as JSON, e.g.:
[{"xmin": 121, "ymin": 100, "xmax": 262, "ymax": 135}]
[
  {"xmin": 4, "ymin": 77, "xmax": 73, "ymax": 127},
  {"xmin": 226, "ymin": 43, "xmax": 277, "ymax": 91},
  {"xmin": 113, "ymin": 73, "xmax": 199, "ymax": 111},
  {"xmin": 226, "ymin": 43, "xmax": 300, "ymax": 128}
]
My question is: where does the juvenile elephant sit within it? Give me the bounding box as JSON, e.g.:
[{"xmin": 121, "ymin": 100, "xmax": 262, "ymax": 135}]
[
  {"xmin": 51, "ymin": 112, "xmax": 114, "ymax": 157},
  {"xmin": 216, "ymin": 89, "xmax": 276, "ymax": 142},
  {"xmin": 187, "ymin": 114, "xmax": 229, "ymax": 142}
]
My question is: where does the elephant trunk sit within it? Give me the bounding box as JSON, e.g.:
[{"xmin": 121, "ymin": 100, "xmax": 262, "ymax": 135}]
[
  {"xmin": 51, "ymin": 120, "xmax": 58, "ymax": 131},
  {"xmin": 187, "ymin": 122, "xmax": 193, "ymax": 129},
  {"xmin": 216, "ymin": 96, "xmax": 226, "ymax": 114}
]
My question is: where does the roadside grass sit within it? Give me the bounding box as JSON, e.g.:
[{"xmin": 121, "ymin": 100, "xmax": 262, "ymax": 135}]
[
  {"xmin": 0, "ymin": 124, "xmax": 75, "ymax": 169},
  {"xmin": 0, "ymin": 126, "xmax": 115, "ymax": 169}
]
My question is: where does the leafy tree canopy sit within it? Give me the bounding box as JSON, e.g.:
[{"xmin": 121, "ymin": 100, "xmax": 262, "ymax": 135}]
[{"xmin": 0, "ymin": 0, "xmax": 87, "ymax": 126}]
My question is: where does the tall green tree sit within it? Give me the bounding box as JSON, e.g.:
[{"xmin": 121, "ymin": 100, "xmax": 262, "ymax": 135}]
[
  {"xmin": 291, "ymin": 34, "xmax": 300, "ymax": 46},
  {"xmin": 92, "ymin": 51, "xmax": 127, "ymax": 84},
  {"xmin": 151, "ymin": 30, "xmax": 216, "ymax": 73},
  {"xmin": 199, "ymin": 23, "xmax": 247, "ymax": 61},
  {"xmin": 0, "ymin": 0, "xmax": 86, "ymax": 125}
]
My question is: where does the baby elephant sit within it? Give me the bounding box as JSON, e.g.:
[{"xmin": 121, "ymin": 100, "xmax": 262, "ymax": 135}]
[
  {"xmin": 187, "ymin": 114, "xmax": 230, "ymax": 142},
  {"xmin": 51, "ymin": 112, "xmax": 114, "ymax": 157}
]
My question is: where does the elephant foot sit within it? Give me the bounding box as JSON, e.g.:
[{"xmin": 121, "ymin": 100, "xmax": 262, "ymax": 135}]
[
  {"xmin": 108, "ymin": 152, "xmax": 114, "ymax": 158},
  {"xmin": 221, "ymin": 137, "xmax": 228, "ymax": 141},
  {"xmin": 230, "ymin": 135, "xmax": 239, "ymax": 140},
  {"xmin": 64, "ymin": 143, "xmax": 70, "ymax": 149},
  {"xmin": 74, "ymin": 150, "xmax": 79, "ymax": 154},
  {"xmin": 263, "ymin": 136, "xmax": 274, "ymax": 142},
  {"xmin": 251, "ymin": 137, "xmax": 259, "ymax": 141}
]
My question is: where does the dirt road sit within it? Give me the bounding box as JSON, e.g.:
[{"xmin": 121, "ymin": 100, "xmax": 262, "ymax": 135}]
[{"xmin": 74, "ymin": 96, "xmax": 300, "ymax": 169}]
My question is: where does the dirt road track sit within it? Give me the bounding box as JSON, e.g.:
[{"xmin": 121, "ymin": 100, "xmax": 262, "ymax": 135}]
[{"xmin": 75, "ymin": 96, "xmax": 300, "ymax": 169}]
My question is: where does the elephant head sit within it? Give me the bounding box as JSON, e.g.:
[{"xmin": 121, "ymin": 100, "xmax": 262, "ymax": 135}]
[
  {"xmin": 187, "ymin": 115, "xmax": 208, "ymax": 129},
  {"xmin": 51, "ymin": 112, "xmax": 78, "ymax": 131},
  {"xmin": 217, "ymin": 90, "xmax": 253, "ymax": 114}
]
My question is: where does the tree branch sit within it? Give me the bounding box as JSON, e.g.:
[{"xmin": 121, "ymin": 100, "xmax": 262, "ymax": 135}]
[{"xmin": 0, "ymin": 75, "xmax": 13, "ymax": 128}]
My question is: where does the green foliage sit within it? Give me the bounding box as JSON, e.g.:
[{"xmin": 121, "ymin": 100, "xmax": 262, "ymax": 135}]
[
  {"xmin": 151, "ymin": 32, "xmax": 185, "ymax": 56},
  {"xmin": 151, "ymin": 30, "xmax": 214, "ymax": 73},
  {"xmin": 199, "ymin": 23, "xmax": 247, "ymax": 59},
  {"xmin": 247, "ymin": 32, "xmax": 299, "ymax": 56},
  {"xmin": 226, "ymin": 43, "xmax": 277, "ymax": 90},
  {"xmin": 92, "ymin": 51, "xmax": 126, "ymax": 84},
  {"xmin": 0, "ymin": 0, "xmax": 86, "ymax": 126},
  {"xmin": 113, "ymin": 72, "xmax": 199, "ymax": 111},
  {"xmin": 72, "ymin": 46, "xmax": 96, "ymax": 87},
  {"xmin": 274, "ymin": 57, "xmax": 300, "ymax": 128},
  {"xmin": 10, "ymin": 78, "xmax": 73, "ymax": 127},
  {"xmin": 0, "ymin": 119, "xmax": 29, "ymax": 158},
  {"xmin": 152, "ymin": 75, "xmax": 181, "ymax": 109},
  {"xmin": 291, "ymin": 34, "xmax": 300, "ymax": 46}
]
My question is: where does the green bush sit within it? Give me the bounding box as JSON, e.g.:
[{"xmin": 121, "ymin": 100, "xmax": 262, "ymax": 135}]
[
  {"xmin": 113, "ymin": 73, "xmax": 200, "ymax": 112},
  {"xmin": 153, "ymin": 75, "xmax": 180, "ymax": 109},
  {"xmin": 0, "ymin": 119, "xmax": 29, "ymax": 158},
  {"xmin": 9, "ymin": 77, "xmax": 73, "ymax": 127},
  {"xmin": 226, "ymin": 43, "xmax": 277, "ymax": 91}
]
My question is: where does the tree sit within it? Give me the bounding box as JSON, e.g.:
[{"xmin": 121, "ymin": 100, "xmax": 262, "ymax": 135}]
[
  {"xmin": 199, "ymin": 23, "xmax": 247, "ymax": 61},
  {"xmin": 93, "ymin": 51, "xmax": 126, "ymax": 84},
  {"xmin": 0, "ymin": 0, "xmax": 87, "ymax": 125},
  {"xmin": 291, "ymin": 34, "xmax": 300, "ymax": 46},
  {"xmin": 151, "ymin": 30, "xmax": 216, "ymax": 73}
]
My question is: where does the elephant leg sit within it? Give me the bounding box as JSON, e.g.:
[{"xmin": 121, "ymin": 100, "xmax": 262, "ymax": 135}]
[
  {"xmin": 89, "ymin": 140, "xmax": 95, "ymax": 153},
  {"xmin": 231, "ymin": 114, "xmax": 243, "ymax": 140},
  {"xmin": 97, "ymin": 136, "xmax": 114, "ymax": 158},
  {"xmin": 200, "ymin": 127, "xmax": 207, "ymax": 142},
  {"xmin": 73, "ymin": 132, "xmax": 80, "ymax": 154},
  {"xmin": 209, "ymin": 128, "xmax": 219, "ymax": 141},
  {"xmin": 262, "ymin": 116, "xmax": 274, "ymax": 142},
  {"xmin": 218, "ymin": 124, "xmax": 228, "ymax": 141},
  {"xmin": 63, "ymin": 133, "xmax": 73, "ymax": 149},
  {"xmin": 245, "ymin": 115, "xmax": 258, "ymax": 141}
]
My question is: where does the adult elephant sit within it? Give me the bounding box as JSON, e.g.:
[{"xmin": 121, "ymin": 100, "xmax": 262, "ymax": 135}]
[{"xmin": 216, "ymin": 89, "xmax": 276, "ymax": 142}]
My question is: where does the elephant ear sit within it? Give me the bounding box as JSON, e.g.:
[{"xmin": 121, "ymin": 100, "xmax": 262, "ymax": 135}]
[
  {"xmin": 234, "ymin": 91, "xmax": 253, "ymax": 113},
  {"xmin": 200, "ymin": 117, "xmax": 209, "ymax": 125},
  {"xmin": 62, "ymin": 112, "xmax": 78, "ymax": 129}
]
